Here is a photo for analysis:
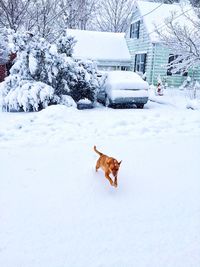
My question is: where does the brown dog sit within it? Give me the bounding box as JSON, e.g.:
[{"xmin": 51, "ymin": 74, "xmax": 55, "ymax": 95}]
[{"xmin": 94, "ymin": 146, "xmax": 122, "ymax": 187}]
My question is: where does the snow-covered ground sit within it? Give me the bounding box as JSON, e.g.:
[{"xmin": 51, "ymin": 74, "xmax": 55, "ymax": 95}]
[{"xmin": 0, "ymin": 92, "xmax": 200, "ymax": 267}]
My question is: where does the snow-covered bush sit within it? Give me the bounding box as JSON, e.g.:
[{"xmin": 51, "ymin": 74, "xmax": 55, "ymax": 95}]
[
  {"xmin": 56, "ymin": 34, "xmax": 99, "ymax": 103},
  {"xmin": 185, "ymin": 80, "xmax": 200, "ymax": 110},
  {"xmin": 3, "ymin": 81, "xmax": 54, "ymax": 112},
  {"xmin": 179, "ymin": 76, "xmax": 192, "ymax": 90},
  {"xmin": 178, "ymin": 76, "xmax": 200, "ymax": 109},
  {"xmin": 0, "ymin": 30, "xmax": 99, "ymax": 111},
  {"xmin": 68, "ymin": 60, "xmax": 99, "ymax": 103}
]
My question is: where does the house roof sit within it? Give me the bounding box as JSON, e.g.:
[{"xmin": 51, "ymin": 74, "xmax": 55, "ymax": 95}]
[
  {"xmin": 136, "ymin": 1, "xmax": 196, "ymax": 43},
  {"xmin": 66, "ymin": 29, "xmax": 131, "ymax": 62}
]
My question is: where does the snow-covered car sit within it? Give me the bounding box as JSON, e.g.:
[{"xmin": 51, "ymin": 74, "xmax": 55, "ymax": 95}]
[{"xmin": 97, "ymin": 71, "xmax": 149, "ymax": 108}]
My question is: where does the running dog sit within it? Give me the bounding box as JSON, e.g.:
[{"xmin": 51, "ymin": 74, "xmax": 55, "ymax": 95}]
[{"xmin": 94, "ymin": 146, "xmax": 122, "ymax": 187}]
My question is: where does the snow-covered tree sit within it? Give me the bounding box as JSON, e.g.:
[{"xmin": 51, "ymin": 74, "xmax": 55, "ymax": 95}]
[
  {"xmin": 0, "ymin": 30, "xmax": 99, "ymax": 111},
  {"xmin": 30, "ymin": 0, "xmax": 67, "ymax": 42},
  {"xmin": 0, "ymin": 0, "xmax": 31, "ymax": 31},
  {"xmin": 156, "ymin": 4, "xmax": 200, "ymax": 75},
  {"xmin": 0, "ymin": 28, "xmax": 9, "ymax": 64},
  {"xmin": 0, "ymin": 0, "xmax": 99, "ymax": 41},
  {"xmin": 95, "ymin": 0, "xmax": 134, "ymax": 32},
  {"xmin": 0, "ymin": 32, "xmax": 55, "ymax": 111},
  {"xmin": 59, "ymin": 0, "xmax": 99, "ymax": 30},
  {"xmin": 148, "ymin": 0, "xmax": 180, "ymax": 3},
  {"xmin": 148, "ymin": 0, "xmax": 199, "ymax": 6}
]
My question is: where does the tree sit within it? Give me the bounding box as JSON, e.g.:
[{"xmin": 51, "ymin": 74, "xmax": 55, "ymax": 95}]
[
  {"xmin": 95, "ymin": 0, "xmax": 134, "ymax": 32},
  {"xmin": 0, "ymin": 28, "xmax": 9, "ymax": 64},
  {"xmin": 0, "ymin": 0, "xmax": 31, "ymax": 31},
  {"xmin": 0, "ymin": 0, "xmax": 99, "ymax": 41},
  {"xmin": 59, "ymin": 0, "xmax": 98, "ymax": 30},
  {"xmin": 29, "ymin": 0, "xmax": 67, "ymax": 42},
  {"xmin": 149, "ymin": 0, "xmax": 180, "ymax": 3},
  {"xmin": 156, "ymin": 5, "xmax": 200, "ymax": 74},
  {"xmin": 147, "ymin": 0, "xmax": 200, "ymax": 6},
  {"xmin": 189, "ymin": 0, "xmax": 200, "ymax": 7}
]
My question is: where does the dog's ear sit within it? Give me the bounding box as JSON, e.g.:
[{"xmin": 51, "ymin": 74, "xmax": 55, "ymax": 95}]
[{"xmin": 118, "ymin": 160, "xmax": 122, "ymax": 165}]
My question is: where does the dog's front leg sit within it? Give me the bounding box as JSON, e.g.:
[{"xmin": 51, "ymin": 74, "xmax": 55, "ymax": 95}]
[
  {"xmin": 114, "ymin": 176, "xmax": 118, "ymax": 187},
  {"xmin": 105, "ymin": 172, "xmax": 114, "ymax": 186}
]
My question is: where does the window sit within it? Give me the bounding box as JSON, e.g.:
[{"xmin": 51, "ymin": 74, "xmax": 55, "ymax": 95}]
[
  {"xmin": 121, "ymin": 66, "xmax": 129, "ymax": 71},
  {"xmin": 134, "ymin": 53, "xmax": 147, "ymax": 74},
  {"xmin": 130, "ymin": 21, "xmax": 140, "ymax": 39},
  {"xmin": 114, "ymin": 66, "xmax": 130, "ymax": 71},
  {"xmin": 167, "ymin": 54, "xmax": 188, "ymax": 76}
]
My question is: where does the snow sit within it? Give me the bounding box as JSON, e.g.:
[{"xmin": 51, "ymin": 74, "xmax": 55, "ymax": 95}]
[
  {"xmin": 49, "ymin": 44, "xmax": 58, "ymax": 55},
  {"xmin": 28, "ymin": 53, "xmax": 38, "ymax": 76},
  {"xmin": 59, "ymin": 95, "xmax": 77, "ymax": 107},
  {"xmin": 66, "ymin": 29, "xmax": 131, "ymax": 62},
  {"xmin": 105, "ymin": 71, "xmax": 149, "ymax": 90},
  {"xmin": 136, "ymin": 1, "xmax": 197, "ymax": 43},
  {"xmin": 77, "ymin": 98, "xmax": 92, "ymax": 104},
  {"xmin": 0, "ymin": 91, "xmax": 200, "ymax": 267},
  {"xmin": 109, "ymin": 89, "xmax": 148, "ymax": 100},
  {"xmin": 149, "ymin": 86, "xmax": 200, "ymax": 110}
]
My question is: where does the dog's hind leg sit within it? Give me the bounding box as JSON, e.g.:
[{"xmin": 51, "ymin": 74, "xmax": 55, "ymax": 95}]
[{"xmin": 95, "ymin": 159, "xmax": 101, "ymax": 172}]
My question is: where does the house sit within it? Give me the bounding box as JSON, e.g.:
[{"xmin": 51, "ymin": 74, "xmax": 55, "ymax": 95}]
[
  {"xmin": 126, "ymin": 1, "xmax": 200, "ymax": 87},
  {"xmin": 66, "ymin": 29, "xmax": 131, "ymax": 71},
  {"xmin": 0, "ymin": 53, "xmax": 16, "ymax": 83},
  {"xmin": 0, "ymin": 64, "xmax": 7, "ymax": 83},
  {"xmin": 0, "ymin": 49, "xmax": 8, "ymax": 82}
]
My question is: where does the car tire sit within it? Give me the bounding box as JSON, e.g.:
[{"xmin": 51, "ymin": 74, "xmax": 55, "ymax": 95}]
[{"xmin": 136, "ymin": 103, "xmax": 144, "ymax": 109}]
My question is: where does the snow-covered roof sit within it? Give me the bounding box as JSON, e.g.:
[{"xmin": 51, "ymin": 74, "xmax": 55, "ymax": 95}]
[
  {"xmin": 136, "ymin": 1, "xmax": 196, "ymax": 43},
  {"xmin": 66, "ymin": 29, "xmax": 131, "ymax": 62}
]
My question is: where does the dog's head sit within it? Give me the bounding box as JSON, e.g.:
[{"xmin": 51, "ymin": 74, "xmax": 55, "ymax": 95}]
[{"xmin": 110, "ymin": 159, "xmax": 122, "ymax": 178}]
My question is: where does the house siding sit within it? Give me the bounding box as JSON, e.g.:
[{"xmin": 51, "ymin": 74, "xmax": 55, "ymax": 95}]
[
  {"xmin": 125, "ymin": 4, "xmax": 200, "ymax": 87},
  {"xmin": 153, "ymin": 44, "xmax": 187, "ymax": 87},
  {"xmin": 126, "ymin": 10, "xmax": 153, "ymax": 84},
  {"xmin": 97, "ymin": 60, "xmax": 131, "ymax": 71},
  {"xmin": 188, "ymin": 67, "xmax": 200, "ymax": 84},
  {"xmin": 153, "ymin": 44, "xmax": 200, "ymax": 87}
]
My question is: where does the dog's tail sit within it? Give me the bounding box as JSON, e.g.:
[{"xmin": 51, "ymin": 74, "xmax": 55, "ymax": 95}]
[{"xmin": 94, "ymin": 145, "xmax": 103, "ymax": 156}]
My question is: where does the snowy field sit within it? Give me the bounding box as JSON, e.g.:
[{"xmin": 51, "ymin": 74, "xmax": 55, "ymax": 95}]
[{"xmin": 0, "ymin": 92, "xmax": 200, "ymax": 267}]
